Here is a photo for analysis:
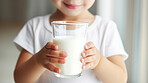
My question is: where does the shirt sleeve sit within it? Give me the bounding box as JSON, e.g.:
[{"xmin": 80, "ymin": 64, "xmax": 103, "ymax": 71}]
[
  {"xmin": 104, "ymin": 21, "xmax": 128, "ymax": 60},
  {"xmin": 13, "ymin": 20, "xmax": 34, "ymax": 54}
]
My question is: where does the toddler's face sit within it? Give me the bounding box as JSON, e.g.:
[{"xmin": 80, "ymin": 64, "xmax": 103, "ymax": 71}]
[{"xmin": 51, "ymin": 0, "xmax": 95, "ymax": 16}]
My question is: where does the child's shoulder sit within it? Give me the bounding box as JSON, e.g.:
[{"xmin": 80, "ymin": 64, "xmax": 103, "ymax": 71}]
[
  {"xmin": 27, "ymin": 14, "xmax": 50, "ymax": 24},
  {"xmin": 94, "ymin": 15, "xmax": 117, "ymax": 29},
  {"xmin": 95, "ymin": 15, "xmax": 116, "ymax": 25},
  {"xmin": 23, "ymin": 14, "xmax": 51, "ymax": 31}
]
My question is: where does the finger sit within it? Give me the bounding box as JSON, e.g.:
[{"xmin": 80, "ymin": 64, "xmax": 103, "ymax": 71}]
[
  {"xmin": 85, "ymin": 41, "xmax": 95, "ymax": 50},
  {"xmin": 48, "ymin": 57, "xmax": 66, "ymax": 64},
  {"xmin": 81, "ymin": 55, "xmax": 96, "ymax": 63},
  {"xmin": 46, "ymin": 51, "xmax": 67, "ymax": 58},
  {"xmin": 81, "ymin": 47, "xmax": 96, "ymax": 57},
  {"xmin": 45, "ymin": 63, "xmax": 60, "ymax": 73},
  {"xmin": 45, "ymin": 42, "xmax": 58, "ymax": 50},
  {"xmin": 82, "ymin": 62, "xmax": 94, "ymax": 70}
]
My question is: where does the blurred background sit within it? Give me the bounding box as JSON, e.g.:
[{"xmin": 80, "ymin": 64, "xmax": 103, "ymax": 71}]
[{"xmin": 0, "ymin": 0, "xmax": 147, "ymax": 83}]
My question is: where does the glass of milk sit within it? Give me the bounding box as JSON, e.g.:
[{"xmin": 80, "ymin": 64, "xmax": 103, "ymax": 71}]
[{"xmin": 52, "ymin": 21, "xmax": 88, "ymax": 78}]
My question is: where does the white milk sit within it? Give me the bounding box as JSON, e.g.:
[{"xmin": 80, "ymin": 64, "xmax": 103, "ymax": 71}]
[{"xmin": 53, "ymin": 36, "xmax": 86, "ymax": 76}]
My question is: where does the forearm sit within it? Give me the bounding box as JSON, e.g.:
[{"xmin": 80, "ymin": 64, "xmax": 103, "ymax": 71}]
[
  {"xmin": 14, "ymin": 54, "xmax": 46, "ymax": 83},
  {"xmin": 93, "ymin": 55, "xmax": 127, "ymax": 83}
]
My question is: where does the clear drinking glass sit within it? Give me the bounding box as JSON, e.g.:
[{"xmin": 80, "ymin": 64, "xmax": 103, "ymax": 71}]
[{"xmin": 52, "ymin": 21, "xmax": 88, "ymax": 78}]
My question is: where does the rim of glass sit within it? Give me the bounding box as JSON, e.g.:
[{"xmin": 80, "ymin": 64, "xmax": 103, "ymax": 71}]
[{"xmin": 51, "ymin": 21, "xmax": 88, "ymax": 25}]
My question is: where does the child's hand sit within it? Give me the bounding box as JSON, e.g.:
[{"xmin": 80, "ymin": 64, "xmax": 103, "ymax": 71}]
[
  {"xmin": 36, "ymin": 42, "xmax": 67, "ymax": 73},
  {"xmin": 81, "ymin": 42, "xmax": 101, "ymax": 70}
]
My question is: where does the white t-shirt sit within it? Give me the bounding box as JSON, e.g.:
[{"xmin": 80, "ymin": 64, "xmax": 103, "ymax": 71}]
[{"xmin": 13, "ymin": 14, "xmax": 128, "ymax": 83}]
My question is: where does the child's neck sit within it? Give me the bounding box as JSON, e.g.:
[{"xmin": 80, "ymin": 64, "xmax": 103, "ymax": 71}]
[{"xmin": 50, "ymin": 9, "xmax": 95, "ymax": 25}]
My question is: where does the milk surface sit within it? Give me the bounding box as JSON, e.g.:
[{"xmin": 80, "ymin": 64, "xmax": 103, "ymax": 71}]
[{"xmin": 53, "ymin": 36, "xmax": 86, "ymax": 75}]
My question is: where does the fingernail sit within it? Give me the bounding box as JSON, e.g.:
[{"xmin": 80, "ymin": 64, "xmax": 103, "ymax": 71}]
[
  {"xmin": 62, "ymin": 52, "xmax": 67, "ymax": 57},
  {"xmin": 63, "ymin": 52, "xmax": 67, "ymax": 57},
  {"xmin": 81, "ymin": 59, "xmax": 85, "ymax": 63},
  {"xmin": 58, "ymin": 69, "xmax": 61, "ymax": 73},
  {"xmin": 85, "ymin": 45, "xmax": 89, "ymax": 49},
  {"xmin": 54, "ymin": 68, "xmax": 58, "ymax": 72},
  {"xmin": 59, "ymin": 59, "xmax": 65, "ymax": 64},
  {"xmin": 59, "ymin": 52, "xmax": 67, "ymax": 57},
  {"xmin": 82, "ymin": 52, "xmax": 86, "ymax": 57},
  {"xmin": 83, "ymin": 66, "xmax": 86, "ymax": 69},
  {"xmin": 54, "ymin": 68, "xmax": 60, "ymax": 73},
  {"xmin": 52, "ymin": 44, "xmax": 58, "ymax": 50}
]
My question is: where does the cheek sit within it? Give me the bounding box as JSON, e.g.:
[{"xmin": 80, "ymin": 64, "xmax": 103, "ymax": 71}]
[
  {"xmin": 51, "ymin": 0, "xmax": 63, "ymax": 8},
  {"xmin": 85, "ymin": 0, "xmax": 95, "ymax": 9},
  {"xmin": 51, "ymin": 0, "xmax": 57, "ymax": 4}
]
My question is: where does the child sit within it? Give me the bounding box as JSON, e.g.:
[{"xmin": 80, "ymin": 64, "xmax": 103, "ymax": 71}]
[{"xmin": 13, "ymin": 0, "xmax": 128, "ymax": 83}]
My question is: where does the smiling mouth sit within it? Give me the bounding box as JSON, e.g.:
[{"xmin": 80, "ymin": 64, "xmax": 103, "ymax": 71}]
[{"xmin": 63, "ymin": 2, "xmax": 81, "ymax": 9}]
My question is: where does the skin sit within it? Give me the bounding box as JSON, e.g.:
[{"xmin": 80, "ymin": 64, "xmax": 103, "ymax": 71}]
[{"xmin": 14, "ymin": 0, "xmax": 127, "ymax": 83}]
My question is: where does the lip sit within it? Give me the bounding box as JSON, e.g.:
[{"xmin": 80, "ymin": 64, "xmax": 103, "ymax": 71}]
[{"xmin": 63, "ymin": 2, "xmax": 81, "ymax": 9}]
